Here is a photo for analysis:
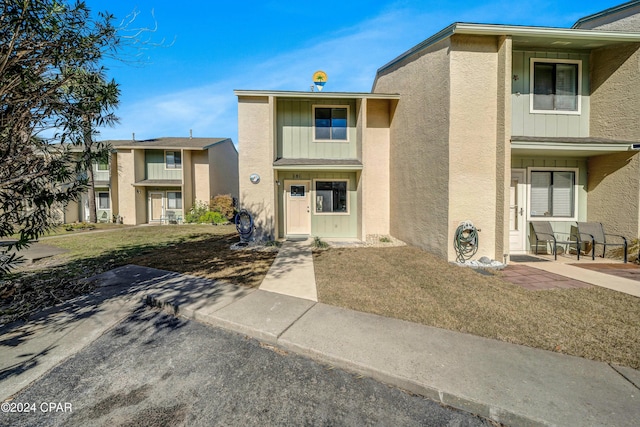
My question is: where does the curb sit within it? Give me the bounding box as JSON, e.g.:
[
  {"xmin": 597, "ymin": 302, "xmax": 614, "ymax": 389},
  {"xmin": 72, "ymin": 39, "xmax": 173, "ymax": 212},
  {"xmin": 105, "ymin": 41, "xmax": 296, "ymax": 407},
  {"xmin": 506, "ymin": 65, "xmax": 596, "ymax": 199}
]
[{"xmin": 143, "ymin": 291, "xmax": 549, "ymax": 427}]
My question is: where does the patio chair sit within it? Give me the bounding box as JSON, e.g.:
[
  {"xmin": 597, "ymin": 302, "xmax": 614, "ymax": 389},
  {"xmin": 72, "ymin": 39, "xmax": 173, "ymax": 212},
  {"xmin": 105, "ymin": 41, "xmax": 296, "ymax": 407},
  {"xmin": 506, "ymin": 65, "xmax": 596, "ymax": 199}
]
[
  {"xmin": 530, "ymin": 221, "xmax": 581, "ymax": 260},
  {"xmin": 576, "ymin": 222, "xmax": 628, "ymax": 263}
]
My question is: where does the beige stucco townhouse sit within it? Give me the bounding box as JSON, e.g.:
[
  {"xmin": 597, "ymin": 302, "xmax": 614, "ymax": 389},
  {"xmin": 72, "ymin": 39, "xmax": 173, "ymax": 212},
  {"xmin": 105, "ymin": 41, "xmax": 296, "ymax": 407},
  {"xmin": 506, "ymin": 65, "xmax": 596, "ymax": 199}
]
[
  {"xmin": 63, "ymin": 137, "xmax": 238, "ymax": 225},
  {"xmin": 237, "ymin": 1, "xmax": 640, "ymax": 262},
  {"xmin": 235, "ymin": 91, "xmax": 398, "ymax": 241}
]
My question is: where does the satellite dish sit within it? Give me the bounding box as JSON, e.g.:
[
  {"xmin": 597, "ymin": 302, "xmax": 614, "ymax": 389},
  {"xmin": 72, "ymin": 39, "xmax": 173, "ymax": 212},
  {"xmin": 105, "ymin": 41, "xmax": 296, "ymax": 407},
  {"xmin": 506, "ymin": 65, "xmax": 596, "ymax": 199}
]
[{"xmin": 313, "ymin": 70, "xmax": 328, "ymax": 92}]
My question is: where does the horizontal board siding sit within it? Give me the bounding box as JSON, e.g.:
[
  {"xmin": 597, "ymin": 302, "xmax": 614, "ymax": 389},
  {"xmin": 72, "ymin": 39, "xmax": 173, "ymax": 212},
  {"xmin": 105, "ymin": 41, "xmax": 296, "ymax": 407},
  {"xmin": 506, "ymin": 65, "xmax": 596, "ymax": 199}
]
[
  {"xmin": 145, "ymin": 150, "xmax": 182, "ymax": 180},
  {"xmin": 512, "ymin": 156, "xmax": 588, "ymax": 244},
  {"xmin": 277, "ymin": 171, "xmax": 358, "ymax": 238},
  {"xmin": 277, "ymin": 99, "xmax": 358, "ymax": 160},
  {"xmin": 512, "ymin": 50, "xmax": 590, "ymax": 138}
]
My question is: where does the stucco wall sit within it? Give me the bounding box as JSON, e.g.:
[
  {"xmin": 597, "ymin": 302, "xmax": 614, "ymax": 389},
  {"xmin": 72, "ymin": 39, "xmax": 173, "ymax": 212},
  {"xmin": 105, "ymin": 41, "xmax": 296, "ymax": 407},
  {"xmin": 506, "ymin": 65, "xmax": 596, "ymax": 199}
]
[
  {"xmin": 362, "ymin": 98, "xmax": 392, "ymax": 236},
  {"xmin": 116, "ymin": 149, "xmax": 138, "ymax": 225},
  {"xmin": 448, "ymin": 34, "xmax": 501, "ymax": 261},
  {"xmin": 589, "ymin": 43, "xmax": 640, "ymax": 238},
  {"xmin": 208, "ymin": 140, "xmax": 239, "ymax": 200},
  {"xmin": 588, "ymin": 152, "xmax": 640, "ymax": 239},
  {"xmin": 373, "ymin": 38, "xmax": 452, "ymax": 258},
  {"xmin": 238, "ymin": 96, "xmax": 276, "ymax": 239},
  {"xmin": 191, "ymin": 150, "xmax": 210, "ymax": 205}
]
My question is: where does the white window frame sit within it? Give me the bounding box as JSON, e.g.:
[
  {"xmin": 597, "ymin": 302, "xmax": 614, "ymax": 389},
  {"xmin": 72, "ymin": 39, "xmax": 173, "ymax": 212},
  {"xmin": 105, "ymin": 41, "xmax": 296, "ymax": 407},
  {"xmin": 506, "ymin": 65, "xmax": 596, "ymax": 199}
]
[
  {"xmin": 313, "ymin": 179, "xmax": 349, "ymax": 215},
  {"xmin": 165, "ymin": 150, "xmax": 182, "ymax": 170},
  {"xmin": 97, "ymin": 191, "xmax": 110, "ymax": 209},
  {"xmin": 166, "ymin": 191, "xmax": 182, "ymax": 209},
  {"xmin": 529, "ymin": 58, "xmax": 582, "ymax": 115},
  {"xmin": 527, "ymin": 167, "xmax": 579, "ymax": 222},
  {"xmin": 312, "ymin": 105, "xmax": 350, "ymax": 142}
]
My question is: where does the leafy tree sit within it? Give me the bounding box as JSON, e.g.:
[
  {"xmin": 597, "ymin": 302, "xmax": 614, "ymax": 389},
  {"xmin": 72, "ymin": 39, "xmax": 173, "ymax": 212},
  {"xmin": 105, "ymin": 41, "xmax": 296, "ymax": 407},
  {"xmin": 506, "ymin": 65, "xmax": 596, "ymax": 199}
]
[
  {"xmin": 0, "ymin": 0, "xmax": 120, "ymax": 273},
  {"xmin": 60, "ymin": 69, "xmax": 120, "ymax": 223}
]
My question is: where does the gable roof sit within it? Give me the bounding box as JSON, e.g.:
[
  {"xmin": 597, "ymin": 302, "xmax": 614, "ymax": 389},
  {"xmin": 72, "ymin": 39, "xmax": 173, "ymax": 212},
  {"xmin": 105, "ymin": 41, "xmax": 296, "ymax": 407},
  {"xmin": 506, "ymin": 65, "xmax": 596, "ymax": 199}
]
[
  {"xmin": 374, "ymin": 22, "xmax": 640, "ymax": 83},
  {"xmin": 572, "ymin": 1, "xmax": 640, "ymax": 29},
  {"xmin": 106, "ymin": 137, "xmax": 232, "ymax": 151}
]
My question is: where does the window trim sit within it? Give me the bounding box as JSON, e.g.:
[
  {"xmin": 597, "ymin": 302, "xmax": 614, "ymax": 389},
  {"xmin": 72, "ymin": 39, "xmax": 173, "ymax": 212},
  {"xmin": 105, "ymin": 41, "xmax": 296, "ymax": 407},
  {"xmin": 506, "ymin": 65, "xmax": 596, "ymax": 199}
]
[
  {"xmin": 166, "ymin": 191, "xmax": 183, "ymax": 210},
  {"xmin": 97, "ymin": 191, "xmax": 110, "ymax": 210},
  {"xmin": 165, "ymin": 150, "xmax": 182, "ymax": 170},
  {"xmin": 313, "ymin": 179, "xmax": 350, "ymax": 216},
  {"xmin": 312, "ymin": 105, "xmax": 350, "ymax": 142},
  {"xmin": 527, "ymin": 167, "xmax": 579, "ymax": 222},
  {"xmin": 529, "ymin": 58, "xmax": 582, "ymax": 115}
]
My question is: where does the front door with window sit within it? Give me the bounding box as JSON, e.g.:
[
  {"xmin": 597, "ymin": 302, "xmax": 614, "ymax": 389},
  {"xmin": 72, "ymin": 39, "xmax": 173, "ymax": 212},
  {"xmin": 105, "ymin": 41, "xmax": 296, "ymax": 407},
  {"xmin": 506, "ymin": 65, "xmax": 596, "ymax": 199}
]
[
  {"xmin": 285, "ymin": 180, "xmax": 311, "ymax": 235},
  {"xmin": 150, "ymin": 192, "xmax": 164, "ymax": 222},
  {"xmin": 509, "ymin": 170, "xmax": 526, "ymax": 253}
]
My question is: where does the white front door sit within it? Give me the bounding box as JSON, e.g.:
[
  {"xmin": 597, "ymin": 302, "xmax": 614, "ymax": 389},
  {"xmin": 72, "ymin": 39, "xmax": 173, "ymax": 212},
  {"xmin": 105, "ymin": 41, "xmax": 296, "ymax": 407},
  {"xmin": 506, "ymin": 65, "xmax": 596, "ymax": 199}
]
[
  {"xmin": 509, "ymin": 169, "xmax": 526, "ymax": 253},
  {"xmin": 150, "ymin": 192, "xmax": 164, "ymax": 222},
  {"xmin": 285, "ymin": 180, "xmax": 311, "ymax": 235}
]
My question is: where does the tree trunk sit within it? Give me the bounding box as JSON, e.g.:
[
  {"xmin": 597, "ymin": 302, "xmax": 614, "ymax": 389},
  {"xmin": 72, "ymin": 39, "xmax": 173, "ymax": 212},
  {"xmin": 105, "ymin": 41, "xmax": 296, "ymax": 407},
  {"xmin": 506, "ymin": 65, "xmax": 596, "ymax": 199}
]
[{"xmin": 84, "ymin": 120, "xmax": 97, "ymax": 223}]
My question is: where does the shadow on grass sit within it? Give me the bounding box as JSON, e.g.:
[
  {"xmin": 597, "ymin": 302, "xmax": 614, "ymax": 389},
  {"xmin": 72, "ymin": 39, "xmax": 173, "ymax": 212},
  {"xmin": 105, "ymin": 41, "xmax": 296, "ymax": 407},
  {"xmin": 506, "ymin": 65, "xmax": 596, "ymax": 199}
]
[{"xmin": 0, "ymin": 231, "xmax": 277, "ymax": 387}]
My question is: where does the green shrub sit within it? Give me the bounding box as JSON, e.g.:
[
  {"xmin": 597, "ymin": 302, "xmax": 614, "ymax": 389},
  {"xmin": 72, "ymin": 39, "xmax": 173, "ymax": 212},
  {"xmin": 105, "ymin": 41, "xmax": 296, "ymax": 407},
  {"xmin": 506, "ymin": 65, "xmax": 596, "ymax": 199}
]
[
  {"xmin": 312, "ymin": 236, "xmax": 329, "ymax": 249},
  {"xmin": 210, "ymin": 194, "xmax": 235, "ymax": 220},
  {"xmin": 185, "ymin": 200, "xmax": 210, "ymax": 223},
  {"xmin": 199, "ymin": 211, "xmax": 226, "ymax": 224}
]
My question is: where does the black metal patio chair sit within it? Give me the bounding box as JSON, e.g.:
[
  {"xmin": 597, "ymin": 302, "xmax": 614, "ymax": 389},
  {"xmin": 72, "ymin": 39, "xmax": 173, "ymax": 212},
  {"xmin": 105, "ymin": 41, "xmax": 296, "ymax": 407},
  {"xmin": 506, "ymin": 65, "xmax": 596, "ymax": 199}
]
[
  {"xmin": 530, "ymin": 221, "xmax": 581, "ymax": 261},
  {"xmin": 576, "ymin": 222, "xmax": 628, "ymax": 263}
]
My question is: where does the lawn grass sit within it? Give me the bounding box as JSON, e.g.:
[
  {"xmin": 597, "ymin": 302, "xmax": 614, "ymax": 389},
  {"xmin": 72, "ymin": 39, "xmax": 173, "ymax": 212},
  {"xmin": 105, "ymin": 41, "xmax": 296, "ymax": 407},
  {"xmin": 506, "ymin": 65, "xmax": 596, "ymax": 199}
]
[
  {"xmin": 1, "ymin": 225, "xmax": 276, "ymax": 325},
  {"xmin": 313, "ymin": 246, "xmax": 640, "ymax": 369}
]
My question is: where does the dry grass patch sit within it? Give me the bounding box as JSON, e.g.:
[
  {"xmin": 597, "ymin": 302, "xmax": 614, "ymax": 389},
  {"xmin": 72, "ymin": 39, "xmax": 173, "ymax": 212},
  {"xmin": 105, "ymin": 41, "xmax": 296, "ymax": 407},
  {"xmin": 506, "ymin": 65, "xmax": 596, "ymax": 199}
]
[
  {"xmin": 314, "ymin": 246, "xmax": 640, "ymax": 369},
  {"xmin": 128, "ymin": 233, "xmax": 276, "ymax": 288},
  {"xmin": 1, "ymin": 225, "xmax": 276, "ymax": 325}
]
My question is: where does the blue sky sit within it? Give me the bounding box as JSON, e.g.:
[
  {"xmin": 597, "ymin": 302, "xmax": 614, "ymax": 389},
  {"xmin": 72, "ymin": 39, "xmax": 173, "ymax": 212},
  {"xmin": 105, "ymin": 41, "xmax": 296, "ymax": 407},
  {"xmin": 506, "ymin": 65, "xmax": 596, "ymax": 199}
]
[{"xmin": 85, "ymin": 0, "xmax": 624, "ymax": 144}]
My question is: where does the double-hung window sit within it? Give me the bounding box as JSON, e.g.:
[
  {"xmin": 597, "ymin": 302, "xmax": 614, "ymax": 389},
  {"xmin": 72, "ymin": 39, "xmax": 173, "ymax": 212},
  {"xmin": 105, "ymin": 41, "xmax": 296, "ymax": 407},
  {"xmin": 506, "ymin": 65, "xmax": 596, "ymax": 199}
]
[
  {"xmin": 314, "ymin": 106, "xmax": 348, "ymax": 141},
  {"xmin": 165, "ymin": 151, "xmax": 182, "ymax": 169},
  {"xmin": 167, "ymin": 192, "xmax": 182, "ymax": 209},
  {"xmin": 531, "ymin": 59, "xmax": 581, "ymax": 114},
  {"xmin": 530, "ymin": 170, "xmax": 576, "ymax": 219},
  {"xmin": 315, "ymin": 180, "xmax": 348, "ymax": 214},
  {"xmin": 97, "ymin": 161, "xmax": 108, "ymax": 171}
]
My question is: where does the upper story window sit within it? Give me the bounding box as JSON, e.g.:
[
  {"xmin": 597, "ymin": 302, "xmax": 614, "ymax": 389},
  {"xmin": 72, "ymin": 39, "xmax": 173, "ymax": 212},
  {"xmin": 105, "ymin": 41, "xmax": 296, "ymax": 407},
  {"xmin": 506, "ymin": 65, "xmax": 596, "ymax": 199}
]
[
  {"xmin": 530, "ymin": 59, "xmax": 581, "ymax": 115},
  {"xmin": 97, "ymin": 161, "xmax": 108, "ymax": 171},
  {"xmin": 165, "ymin": 150, "xmax": 182, "ymax": 169},
  {"xmin": 313, "ymin": 106, "xmax": 348, "ymax": 141}
]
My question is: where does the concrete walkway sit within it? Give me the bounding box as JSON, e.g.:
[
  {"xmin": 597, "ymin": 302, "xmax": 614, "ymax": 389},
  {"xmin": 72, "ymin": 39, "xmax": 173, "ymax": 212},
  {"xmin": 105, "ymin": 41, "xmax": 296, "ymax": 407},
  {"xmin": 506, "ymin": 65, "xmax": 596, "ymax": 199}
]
[{"xmin": 259, "ymin": 239, "xmax": 318, "ymax": 301}]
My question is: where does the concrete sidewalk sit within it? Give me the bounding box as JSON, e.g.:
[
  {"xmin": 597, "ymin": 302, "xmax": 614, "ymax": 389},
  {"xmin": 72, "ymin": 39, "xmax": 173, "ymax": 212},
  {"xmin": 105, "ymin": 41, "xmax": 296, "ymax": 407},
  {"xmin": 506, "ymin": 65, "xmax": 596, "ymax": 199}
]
[{"xmin": 259, "ymin": 239, "xmax": 318, "ymax": 301}]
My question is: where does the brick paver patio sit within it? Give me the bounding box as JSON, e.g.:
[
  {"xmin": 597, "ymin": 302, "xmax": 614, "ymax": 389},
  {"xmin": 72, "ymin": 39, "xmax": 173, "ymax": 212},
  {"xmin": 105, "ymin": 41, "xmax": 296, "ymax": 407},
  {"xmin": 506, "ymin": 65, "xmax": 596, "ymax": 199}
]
[{"xmin": 500, "ymin": 264, "xmax": 591, "ymax": 291}]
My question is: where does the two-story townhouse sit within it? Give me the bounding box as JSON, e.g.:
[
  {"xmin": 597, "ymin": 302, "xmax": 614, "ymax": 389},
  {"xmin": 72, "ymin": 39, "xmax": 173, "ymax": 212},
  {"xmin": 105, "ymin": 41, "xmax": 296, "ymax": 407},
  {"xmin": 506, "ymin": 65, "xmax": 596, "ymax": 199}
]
[
  {"xmin": 108, "ymin": 137, "xmax": 239, "ymax": 225},
  {"xmin": 55, "ymin": 147, "xmax": 115, "ymax": 224},
  {"xmin": 235, "ymin": 91, "xmax": 398, "ymax": 240},
  {"xmin": 372, "ymin": 13, "xmax": 640, "ymax": 262},
  {"xmin": 237, "ymin": 2, "xmax": 640, "ymax": 263},
  {"xmin": 58, "ymin": 136, "xmax": 238, "ymax": 225}
]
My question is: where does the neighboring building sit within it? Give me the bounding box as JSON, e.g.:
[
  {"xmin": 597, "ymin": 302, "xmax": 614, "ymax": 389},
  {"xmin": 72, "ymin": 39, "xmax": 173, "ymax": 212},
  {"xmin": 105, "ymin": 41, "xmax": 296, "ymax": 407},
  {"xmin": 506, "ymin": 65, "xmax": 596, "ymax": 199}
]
[
  {"xmin": 572, "ymin": 0, "xmax": 640, "ymax": 31},
  {"xmin": 61, "ymin": 137, "xmax": 239, "ymax": 225},
  {"xmin": 235, "ymin": 91, "xmax": 398, "ymax": 240},
  {"xmin": 237, "ymin": 2, "xmax": 640, "ymax": 262},
  {"xmin": 62, "ymin": 155, "xmax": 113, "ymax": 223}
]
